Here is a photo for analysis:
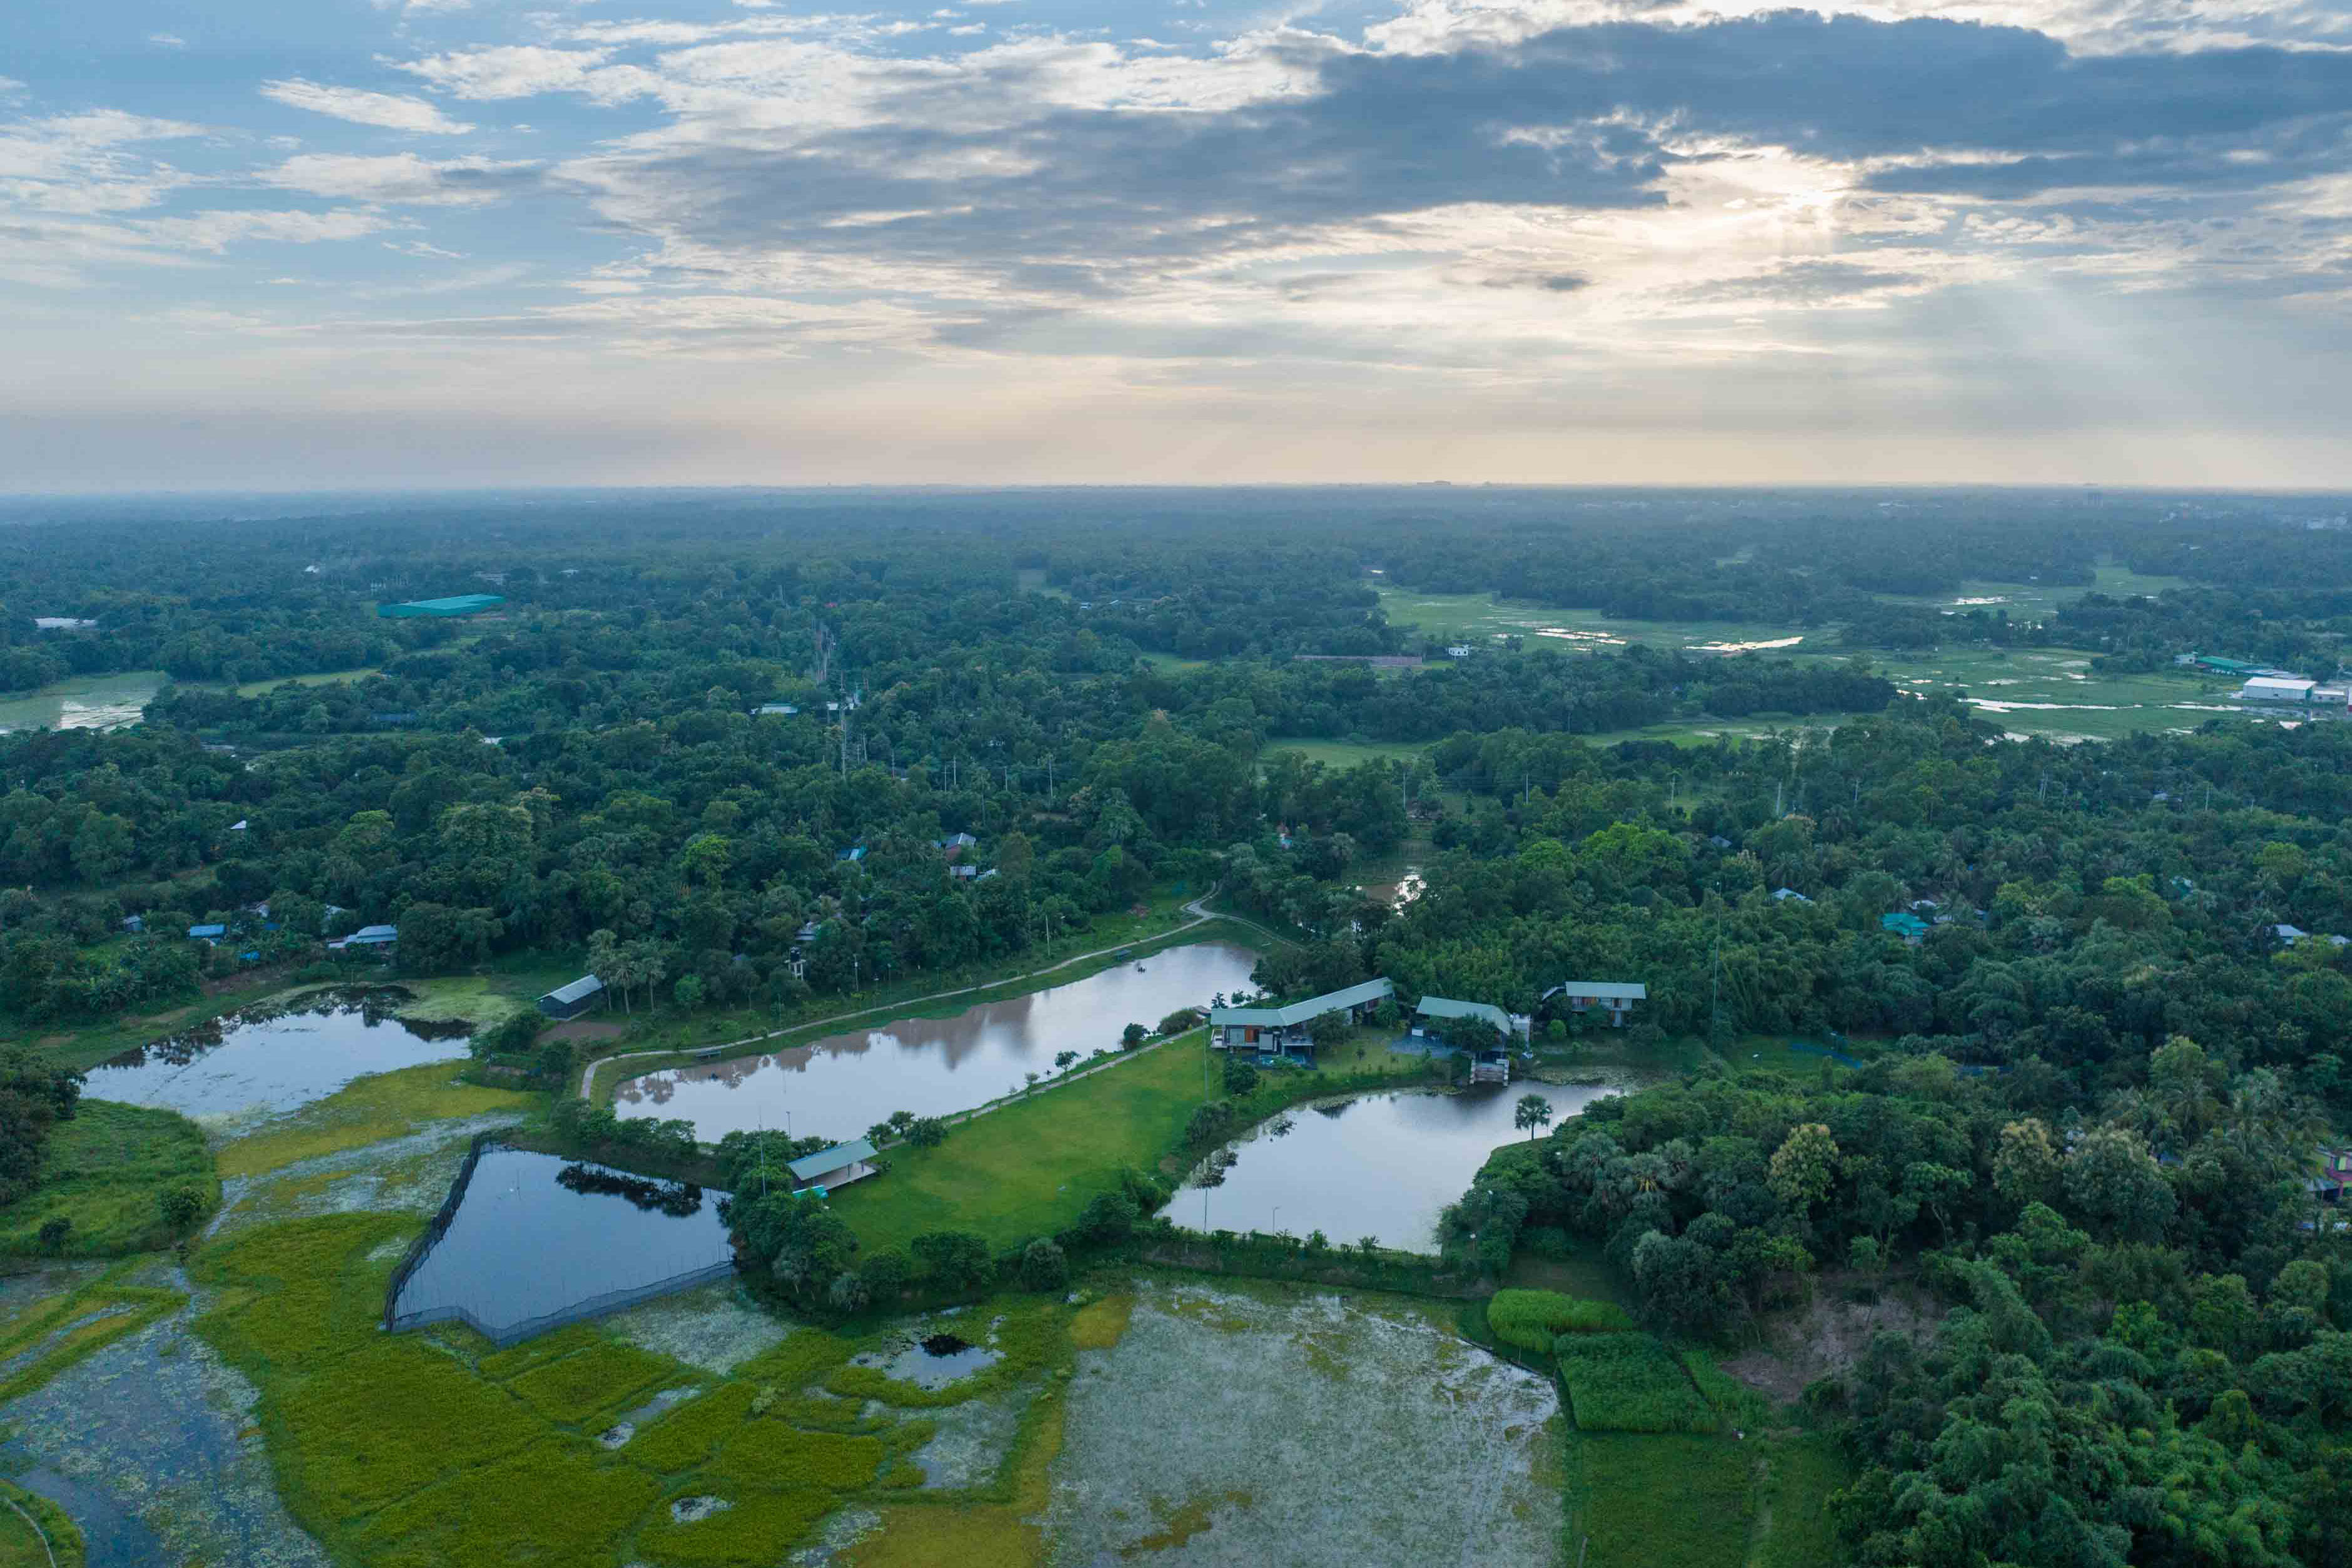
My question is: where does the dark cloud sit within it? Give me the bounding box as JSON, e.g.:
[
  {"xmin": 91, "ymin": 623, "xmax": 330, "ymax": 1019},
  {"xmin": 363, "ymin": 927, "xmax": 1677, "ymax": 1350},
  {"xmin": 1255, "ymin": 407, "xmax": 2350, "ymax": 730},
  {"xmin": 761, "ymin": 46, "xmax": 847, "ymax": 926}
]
[{"xmin": 569, "ymin": 12, "xmax": 2352, "ymax": 300}]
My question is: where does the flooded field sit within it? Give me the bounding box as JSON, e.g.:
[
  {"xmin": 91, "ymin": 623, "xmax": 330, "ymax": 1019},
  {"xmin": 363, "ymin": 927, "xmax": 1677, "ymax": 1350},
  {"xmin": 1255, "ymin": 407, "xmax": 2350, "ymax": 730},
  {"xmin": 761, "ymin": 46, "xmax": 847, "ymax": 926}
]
[
  {"xmin": 1170, "ymin": 1081, "xmax": 1625, "ymax": 1252},
  {"xmin": 615, "ymin": 940, "xmax": 1260, "ymax": 1144},
  {"xmin": 1046, "ymin": 1281, "xmax": 1560, "ymax": 1567},
  {"xmin": 85, "ymin": 992, "xmax": 475, "ymax": 1128},
  {"xmin": 83, "ymin": 987, "xmax": 472, "ymax": 1128},
  {"xmin": 0, "ymin": 671, "xmax": 165, "ymax": 734},
  {"xmin": 390, "ymin": 1148, "xmax": 737, "ymax": 1345}
]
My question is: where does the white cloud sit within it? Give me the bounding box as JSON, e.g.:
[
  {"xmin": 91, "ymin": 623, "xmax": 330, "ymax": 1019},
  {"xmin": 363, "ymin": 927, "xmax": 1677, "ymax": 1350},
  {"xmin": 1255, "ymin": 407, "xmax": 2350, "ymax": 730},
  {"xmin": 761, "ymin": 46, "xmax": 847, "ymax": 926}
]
[
  {"xmin": 259, "ymin": 78, "xmax": 476, "ymax": 134},
  {"xmin": 148, "ymin": 33, "xmax": 187, "ymax": 48},
  {"xmin": 263, "ymin": 152, "xmax": 538, "ymax": 205},
  {"xmin": 397, "ymin": 46, "xmax": 621, "ymax": 101}
]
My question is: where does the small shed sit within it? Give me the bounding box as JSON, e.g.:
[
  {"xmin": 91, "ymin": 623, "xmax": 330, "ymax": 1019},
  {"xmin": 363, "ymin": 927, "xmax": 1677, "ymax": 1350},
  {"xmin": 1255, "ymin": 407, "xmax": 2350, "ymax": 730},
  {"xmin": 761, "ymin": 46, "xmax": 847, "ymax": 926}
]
[
  {"xmin": 538, "ymin": 974, "xmax": 606, "ymax": 1021},
  {"xmin": 1881, "ymin": 912, "xmax": 1930, "ymax": 945},
  {"xmin": 188, "ymin": 923, "xmax": 227, "ymax": 940},
  {"xmin": 788, "ymin": 1139, "xmax": 879, "ymax": 1194},
  {"xmin": 377, "ymin": 594, "xmax": 506, "ymax": 619}
]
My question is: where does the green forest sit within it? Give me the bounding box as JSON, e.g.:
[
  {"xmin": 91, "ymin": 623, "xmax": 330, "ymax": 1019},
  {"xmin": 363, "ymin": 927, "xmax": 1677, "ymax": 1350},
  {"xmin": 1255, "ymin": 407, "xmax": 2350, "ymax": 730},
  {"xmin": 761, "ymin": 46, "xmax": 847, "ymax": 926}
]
[{"xmin": 8, "ymin": 487, "xmax": 2352, "ymax": 1568}]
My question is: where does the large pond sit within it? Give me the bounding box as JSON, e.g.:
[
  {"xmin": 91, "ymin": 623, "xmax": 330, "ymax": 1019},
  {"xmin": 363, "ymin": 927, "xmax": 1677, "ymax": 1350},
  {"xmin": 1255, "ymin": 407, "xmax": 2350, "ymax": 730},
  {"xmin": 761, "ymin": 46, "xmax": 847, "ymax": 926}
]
[
  {"xmin": 0, "ymin": 671, "xmax": 164, "ymax": 734},
  {"xmin": 614, "ymin": 940, "xmax": 1260, "ymax": 1146},
  {"xmin": 84, "ymin": 987, "xmax": 473, "ymax": 1123},
  {"xmin": 391, "ymin": 1148, "xmax": 737, "ymax": 1345},
  {"xmin": 1167, "ymin": 1080, "xmax": 1627, "ymax": 1254}
]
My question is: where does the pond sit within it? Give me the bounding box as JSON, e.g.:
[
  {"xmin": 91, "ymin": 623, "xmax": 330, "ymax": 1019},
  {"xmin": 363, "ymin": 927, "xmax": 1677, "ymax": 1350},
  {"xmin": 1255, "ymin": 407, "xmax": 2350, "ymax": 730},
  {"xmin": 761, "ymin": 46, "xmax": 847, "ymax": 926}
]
[
  {"xmin": 1166, "ymin": 1079, "xmax": 1629, "ymax": 1254},
  {"xmin": 613, "ymin": 940, "xmax": 1261, "ymax": 1146},
  {"xmin": 83, "ymin": 987, "xmax": 473, "ymax": 1124},
  {"xmin": 0, "ymin": 671, "xmax": 165, "ymax": 734},
  {"xmin": 389, "ymin": 1148, "xmax": 737, "ymax": 1345}
]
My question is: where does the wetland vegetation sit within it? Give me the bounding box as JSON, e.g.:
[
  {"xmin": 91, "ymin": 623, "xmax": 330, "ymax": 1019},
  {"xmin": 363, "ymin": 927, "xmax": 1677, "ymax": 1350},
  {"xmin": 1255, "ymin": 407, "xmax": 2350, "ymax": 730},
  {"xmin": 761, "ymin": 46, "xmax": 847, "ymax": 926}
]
[{"xmin": 6, "ymin": 490, "xmax": 2352, "ymax": 1565}]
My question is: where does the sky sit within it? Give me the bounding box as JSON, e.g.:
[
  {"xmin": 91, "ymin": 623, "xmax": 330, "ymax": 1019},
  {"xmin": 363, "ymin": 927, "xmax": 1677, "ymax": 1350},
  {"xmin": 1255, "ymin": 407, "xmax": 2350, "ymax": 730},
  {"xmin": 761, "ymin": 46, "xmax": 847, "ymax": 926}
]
[{"xmin": 3, "ymin": 0, "xmax": 2351, "ymax": 491}]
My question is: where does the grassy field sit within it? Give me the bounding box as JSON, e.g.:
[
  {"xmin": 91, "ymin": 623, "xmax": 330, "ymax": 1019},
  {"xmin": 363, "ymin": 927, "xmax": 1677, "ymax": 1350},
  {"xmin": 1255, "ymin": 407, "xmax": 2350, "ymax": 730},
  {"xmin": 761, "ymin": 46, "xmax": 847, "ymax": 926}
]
[
  {"xmin": 192, "ymin": 1210, "xmax": 1094, "ymax": 1568},
  {"xmin": 1260, "ymin": 736, "xmax": 1432, "ymax": 771},
  {"xmin": 0, "ymin": 1480, "xmax": 84, "ymax": 1568},
  {"xmin": 227, "ymin": 667, "xmax": 382, "ymax": 698},
  {"xmin": 0, "ymin": 1101, "xmax": 216, "ymax": 1256},
  {"xmin": 1859, "ymin": 644, "xmax": 2244, "ymax": 742},
  {"xmin": 1136, "ymin": 651, "xmax": 1208, "ymax": 673},
  {"xmin": 1376, "ymin": 586, "xmax": 1817, "ymax": 656},
  {"xmin": 217, "ymin": 1062, "xmax": 536, "ymax": 1179},
  {"xmin": 1870, "ymin": 563, "xmax": 2191, "ymax": 623},
  {"xmin": 827, "ymin": 1031, "xmax": 1214, "ymax": 1256}
]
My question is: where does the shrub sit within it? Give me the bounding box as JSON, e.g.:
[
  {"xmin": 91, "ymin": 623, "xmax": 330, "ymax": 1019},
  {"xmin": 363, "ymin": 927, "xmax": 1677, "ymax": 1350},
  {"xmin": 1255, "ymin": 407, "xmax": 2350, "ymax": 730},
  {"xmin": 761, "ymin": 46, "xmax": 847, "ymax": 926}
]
[
  {"xmin": 158, "ymin": 1184, "xmax": 208, "ymax": 1233},
  {"xmin": 1554, "ymin": 1333, "xmax": 1717, "ymax": 1434},
  {"xmin": 38, "ymin": 1216, "xmax": 71, "ymax": 1253},
  {"xmin": 1222, "ymin": 1056, "xmax": 1260, "ymax": 1096},
  {"xmin": 473, "ymin": 1008, "xmax": 543, "ymax": 1059},
  {"xmin": 1121, "ymin": 1022, "xmax": 1148, "ymax": 1050},
  {"xmin": 906, "ymin": 1117, "xmax": 948, "ymax": 1149},
  {"xmin": 1486, "ymin": 1288, "xmax": 1634, "ymax": 1352},
  {"xmin": 1019, "ymin": 1238, "xmax": 1069, "ymax": 1292},
  {"xmin": 911, "ymin": 1229, "xmax": 994, "ymax": 1292}
]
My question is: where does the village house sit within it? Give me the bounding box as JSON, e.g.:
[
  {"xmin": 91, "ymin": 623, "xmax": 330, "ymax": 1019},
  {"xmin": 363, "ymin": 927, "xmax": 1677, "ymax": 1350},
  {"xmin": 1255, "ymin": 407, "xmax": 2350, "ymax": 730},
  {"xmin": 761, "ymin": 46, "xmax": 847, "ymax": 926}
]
[
  {"xmin": 1209, "ymin": 978, "xmax": 1394, "ymax": 1054},
  {"xmin": 1545, "ymin": 980, "xmax": 1648, "ymax": 1027}
]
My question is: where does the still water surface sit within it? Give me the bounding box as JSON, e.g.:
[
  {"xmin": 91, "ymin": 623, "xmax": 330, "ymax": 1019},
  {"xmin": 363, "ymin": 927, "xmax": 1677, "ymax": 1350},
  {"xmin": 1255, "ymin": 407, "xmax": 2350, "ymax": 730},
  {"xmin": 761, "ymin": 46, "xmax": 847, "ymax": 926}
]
[
  {"xmin": 1167, "ymin": 1080, "xmax": 1627, "ymax": 1254},
  {"xmin": 615, "ymin": 940, "xmax": 1260, "ymax": 1144},
  {"xmin": 84, "ymin": 987, "xmax": 472, "ymax": 1122},
  {"xmin": 391, "ymin": 1148, "xmax": 736, "ymax": 1344},
  {"xmin": 0, "ymin": 671, "xmax": 163, "ymax": 734}
]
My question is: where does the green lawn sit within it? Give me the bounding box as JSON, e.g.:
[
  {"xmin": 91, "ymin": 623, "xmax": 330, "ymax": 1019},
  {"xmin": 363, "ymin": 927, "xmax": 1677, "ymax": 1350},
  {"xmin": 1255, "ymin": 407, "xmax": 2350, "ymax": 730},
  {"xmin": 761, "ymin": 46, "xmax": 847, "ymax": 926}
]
[
  {"xmin": 1259, "ymin": 736, "xmax": 1431, "ymax": 771},
  {"xmin": 1570, "ymin": 1431, "xmax": 1757, "ymax": 1568},
  {"xmin": 828, "ymin": 1032, "xmax": 1214, "ymax": 1257},
  {"xmin": 1374, "ymin": 586, "xmax": 1819, "ymax": 657},
  {"xmin": 228, "ymin": 666, "xmax": 382, "ymax": 698},
  {"xmin": 0, "ymin": 1100, "xmax": 217, "ymax": 1256}
]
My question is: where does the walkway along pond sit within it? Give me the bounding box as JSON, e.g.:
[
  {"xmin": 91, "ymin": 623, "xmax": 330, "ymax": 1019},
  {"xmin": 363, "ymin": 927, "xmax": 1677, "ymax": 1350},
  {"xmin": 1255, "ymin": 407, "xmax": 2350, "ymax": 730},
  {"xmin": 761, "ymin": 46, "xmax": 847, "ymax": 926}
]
[
  {"xmin": 387, "ymin": 1146, "xmax": 737, "ymax": 1345},
  {"xmin": 1167, "ymin": 1079, "xmax": 1631, "ymax": 1253},
  {"xmin": 611, "ymin": 939, "xmax": 1260, "ymax": 1145},
  {"xmin": 83, "ymin": 986, "xmax": 473, "ymax": 1124}
]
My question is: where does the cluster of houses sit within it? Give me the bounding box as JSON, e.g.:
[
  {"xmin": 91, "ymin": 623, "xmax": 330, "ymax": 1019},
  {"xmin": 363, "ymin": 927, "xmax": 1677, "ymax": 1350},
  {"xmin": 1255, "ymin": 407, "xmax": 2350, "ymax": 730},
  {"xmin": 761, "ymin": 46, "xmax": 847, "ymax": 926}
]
[{"xmin": 1206, "ymin": 974, "xmax": 1648, "ymax": 1086}]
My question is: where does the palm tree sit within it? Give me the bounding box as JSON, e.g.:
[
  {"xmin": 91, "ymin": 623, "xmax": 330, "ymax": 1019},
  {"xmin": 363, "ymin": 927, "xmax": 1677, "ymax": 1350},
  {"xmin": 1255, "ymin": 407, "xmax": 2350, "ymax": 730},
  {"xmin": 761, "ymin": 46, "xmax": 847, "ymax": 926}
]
[{"xmin": 1514, "ymin": 1094, "xmax": 1554, "ymax": 1141}]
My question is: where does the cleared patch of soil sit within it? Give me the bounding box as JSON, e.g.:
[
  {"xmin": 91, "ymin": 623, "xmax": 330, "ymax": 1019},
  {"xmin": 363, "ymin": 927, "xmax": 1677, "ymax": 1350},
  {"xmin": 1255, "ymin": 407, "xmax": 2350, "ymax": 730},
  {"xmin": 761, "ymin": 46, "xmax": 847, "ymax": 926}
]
[{"xmin": 1721, "ymin": 1277, "xmax": 1939, "ymax": 1406}]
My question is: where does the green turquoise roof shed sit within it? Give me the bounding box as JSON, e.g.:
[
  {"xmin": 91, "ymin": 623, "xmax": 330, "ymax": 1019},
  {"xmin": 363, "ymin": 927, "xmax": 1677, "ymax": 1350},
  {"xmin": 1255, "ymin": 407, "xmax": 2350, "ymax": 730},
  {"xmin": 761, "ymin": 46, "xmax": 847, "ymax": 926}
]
[{"xmin": 376, "ymin": 594, "xmax": 506, "ymax": 619}]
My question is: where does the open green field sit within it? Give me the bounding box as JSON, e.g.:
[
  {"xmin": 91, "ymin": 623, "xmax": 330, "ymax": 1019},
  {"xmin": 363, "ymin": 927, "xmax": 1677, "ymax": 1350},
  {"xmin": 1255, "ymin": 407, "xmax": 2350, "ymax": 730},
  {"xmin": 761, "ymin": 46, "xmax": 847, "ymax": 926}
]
[
  {"xmin": 1260, "ymin": 735, "xmax": 1432, "ymax": 771},
  {"xmin": 1860, "ymin": 645, "xmax": 2243, "ymax": 742},
  {"xmin": 0, "ymin": 1101, "xmax": 216, "ymax": 1257},
  {"xmin": 0, "ymin": 1479, "xmax": 84, "ymax": 1568},
  {"xmin": 226, "ymin": 666, "xmax": 382, "ymax": 698},
  {"xmin": 1376, "ymin": 586, "xmax": 1816, "ymax": 656},
  {"xmin": 1136, "ymin": 650, "xmax": 1209, "ymax": 673},
  {"xmin": 827, "ymin": 1031, "xmax": 1214, "ymax": 1256},
  {"xmin": 0, "ymin": 671, "xmax": 165, "ymax": 735},
  {"xmin": 1870, "ymin": 563, "xmax": 2192, "ymax": 623}
]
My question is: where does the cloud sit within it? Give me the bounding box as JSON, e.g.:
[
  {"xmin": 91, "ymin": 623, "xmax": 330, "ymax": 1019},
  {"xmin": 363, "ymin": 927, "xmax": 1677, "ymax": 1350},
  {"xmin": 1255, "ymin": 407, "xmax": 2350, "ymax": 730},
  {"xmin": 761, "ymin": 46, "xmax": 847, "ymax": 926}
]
[
  {"xmin": 259, "ymin": 78, "xmax": 476, "ymax": 134},
  {"xmin": 148, "ymin": 33, "xmax": 187, "ymax": 48},
  {"xmin": 263, "ymin": 152, "xmax": 541, "ymax": 205}
]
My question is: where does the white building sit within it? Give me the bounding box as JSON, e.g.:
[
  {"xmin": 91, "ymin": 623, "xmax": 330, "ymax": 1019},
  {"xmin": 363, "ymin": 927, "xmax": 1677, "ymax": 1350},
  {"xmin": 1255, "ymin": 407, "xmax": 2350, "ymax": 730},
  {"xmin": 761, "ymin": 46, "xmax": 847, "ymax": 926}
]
[{"xmin": 2239, "ymin": 678, "xmax": 2317, "ymax": 703}]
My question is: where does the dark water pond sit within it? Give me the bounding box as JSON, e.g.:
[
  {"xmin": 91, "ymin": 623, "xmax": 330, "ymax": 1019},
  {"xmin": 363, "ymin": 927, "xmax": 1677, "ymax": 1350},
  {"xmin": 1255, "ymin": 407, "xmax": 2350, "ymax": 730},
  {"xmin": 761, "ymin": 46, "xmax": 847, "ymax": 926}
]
[
  {"xmin": 83, "ymin": 987, "xmax": 472, "ymax": 1122},
  {"xmin": 613, "ymin": 940, "xmax": 1260, "ymax": 1145},
  {"xmin": 390, "ymin": 1148, "xmax": 736, "ymax": 1345},
  {"xmin": 1167, "ymin": 1081, "xmax": 1627, "ymax": 1254}
]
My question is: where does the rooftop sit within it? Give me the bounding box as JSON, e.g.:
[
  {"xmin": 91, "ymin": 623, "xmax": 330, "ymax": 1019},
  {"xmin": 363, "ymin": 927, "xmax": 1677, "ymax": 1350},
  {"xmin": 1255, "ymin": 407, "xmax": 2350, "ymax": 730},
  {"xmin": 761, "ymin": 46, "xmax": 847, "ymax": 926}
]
[
  {"xmin": 1209, "ymin": 977, "xmax": 1394, "ymax": 1029},
  {"xmin": 787, "ymin": 1139, "xmax": 877, "ymax": 1181}
]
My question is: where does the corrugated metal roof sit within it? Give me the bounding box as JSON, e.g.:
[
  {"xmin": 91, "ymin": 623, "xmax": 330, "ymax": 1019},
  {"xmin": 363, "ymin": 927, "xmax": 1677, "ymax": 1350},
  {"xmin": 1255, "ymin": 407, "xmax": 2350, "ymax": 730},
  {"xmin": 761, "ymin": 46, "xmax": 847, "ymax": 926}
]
[
  {"xmin": 1209, "ymin": 977, "xmax": 1393, "ymax": 1029},
  {"xmin": 543, "ymin": 974, "xmax": 605, "ymax": 1005},
  {"xmin": 788, "ymin": 1139, "xmax": 877, "ymax": 1181},
  {"xmin": 1414, "ymin": 996, "xmax": 1515, "ymax": 1034},
  {"xmin": 1552, "ymin": 981, "xmax": 1648, "ymax": 1001},
  {"xmin": 377, "ymin": 593, "xmax": 506, "ymax": 618}
]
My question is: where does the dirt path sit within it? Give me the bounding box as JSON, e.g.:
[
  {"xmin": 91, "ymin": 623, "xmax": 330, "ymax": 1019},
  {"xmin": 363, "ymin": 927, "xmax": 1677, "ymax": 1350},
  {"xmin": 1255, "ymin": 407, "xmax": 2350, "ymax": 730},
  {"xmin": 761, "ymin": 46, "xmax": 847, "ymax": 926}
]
[{"xmin": 578, "ymin": 891, "xmax": 1259, "ymax": 1102}]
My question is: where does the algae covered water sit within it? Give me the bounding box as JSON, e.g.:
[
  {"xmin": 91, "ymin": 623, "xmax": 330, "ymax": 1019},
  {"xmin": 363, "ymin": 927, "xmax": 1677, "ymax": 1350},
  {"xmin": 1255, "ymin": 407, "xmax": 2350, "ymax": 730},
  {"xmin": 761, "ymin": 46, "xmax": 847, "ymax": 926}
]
[{"xmin": 84, "ymin": 987, "xmax": 473, "ymax": 1123}]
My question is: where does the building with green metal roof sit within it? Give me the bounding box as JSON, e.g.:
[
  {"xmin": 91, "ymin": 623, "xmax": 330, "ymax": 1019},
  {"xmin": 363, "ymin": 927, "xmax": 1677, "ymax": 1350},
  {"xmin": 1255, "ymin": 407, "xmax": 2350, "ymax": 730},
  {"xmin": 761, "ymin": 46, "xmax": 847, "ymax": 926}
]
[{"xmin": 377, "ymin": 594, "xmax": 506, "ymax": 619}]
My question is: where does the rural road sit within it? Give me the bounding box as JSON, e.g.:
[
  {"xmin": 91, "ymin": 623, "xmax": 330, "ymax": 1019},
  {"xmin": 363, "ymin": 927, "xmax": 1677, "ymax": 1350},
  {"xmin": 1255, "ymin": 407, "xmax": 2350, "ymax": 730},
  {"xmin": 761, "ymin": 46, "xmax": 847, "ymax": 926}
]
[{"xmin": 575, "ymin": 888, "xmax": 1282, "ymax": 1102}]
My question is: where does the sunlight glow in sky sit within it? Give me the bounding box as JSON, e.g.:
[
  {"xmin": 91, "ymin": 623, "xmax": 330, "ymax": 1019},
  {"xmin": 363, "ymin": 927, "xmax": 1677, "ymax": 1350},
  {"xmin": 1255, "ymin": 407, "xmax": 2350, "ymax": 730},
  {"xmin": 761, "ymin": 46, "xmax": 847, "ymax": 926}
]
[{"xmin": 4, "ymin": 0, "xmax": 2351, "ymax": 488}]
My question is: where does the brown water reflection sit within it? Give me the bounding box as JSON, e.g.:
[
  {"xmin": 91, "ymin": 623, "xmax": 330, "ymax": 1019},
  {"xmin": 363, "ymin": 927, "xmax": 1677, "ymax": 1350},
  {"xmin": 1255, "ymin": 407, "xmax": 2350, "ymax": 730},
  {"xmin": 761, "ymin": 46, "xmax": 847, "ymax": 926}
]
[{"xmin": 613, "ymin": 941, "xmax": 1261, "ymax": 1145}]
